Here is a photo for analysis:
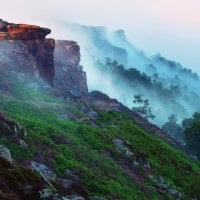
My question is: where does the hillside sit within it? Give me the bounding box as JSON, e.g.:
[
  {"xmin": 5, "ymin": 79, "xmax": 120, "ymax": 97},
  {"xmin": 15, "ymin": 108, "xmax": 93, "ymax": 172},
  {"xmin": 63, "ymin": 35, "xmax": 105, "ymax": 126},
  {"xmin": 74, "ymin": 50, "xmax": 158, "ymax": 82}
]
[
  {"xmin": 56, "ymin": 21, "xmax": 200, "ymax": 129},
  {"xmin": 0, "ymin": 19, "xmax": 200, "ymax": 200}
]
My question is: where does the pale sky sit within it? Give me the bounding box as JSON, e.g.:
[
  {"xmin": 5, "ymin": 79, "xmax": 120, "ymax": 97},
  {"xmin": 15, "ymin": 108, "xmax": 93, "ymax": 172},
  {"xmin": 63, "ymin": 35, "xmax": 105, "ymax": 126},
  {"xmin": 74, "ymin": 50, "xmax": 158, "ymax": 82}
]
[{"xmin": 1, "ymin": 0, "xmax": 200, "ymax": 74}]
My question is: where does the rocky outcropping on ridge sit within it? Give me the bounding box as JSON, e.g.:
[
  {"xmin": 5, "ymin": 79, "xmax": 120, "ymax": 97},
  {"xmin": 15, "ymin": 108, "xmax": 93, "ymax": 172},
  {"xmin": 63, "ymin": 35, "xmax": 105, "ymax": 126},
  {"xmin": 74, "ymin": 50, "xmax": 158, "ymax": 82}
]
[
  {"xmin": 0, "ymin": 19, "xmax": 51, "ymax": 40},
  {"xmin": 0, "ymin": 19, "xmax": 55, "ymax": 85},
  {"xmin": 0, "ymin": 19, "xmax": 88, "ymax": 92},
  {"xmin": 54, "ymin": 40, "xmax": 88, "ymax": 94}
]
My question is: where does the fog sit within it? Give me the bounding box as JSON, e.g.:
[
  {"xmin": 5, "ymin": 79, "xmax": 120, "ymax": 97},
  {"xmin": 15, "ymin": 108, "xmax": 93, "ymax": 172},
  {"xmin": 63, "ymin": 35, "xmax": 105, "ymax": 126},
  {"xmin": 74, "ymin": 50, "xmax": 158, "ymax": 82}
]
[
  {"xmin": 1, "ymin": 0, "xmax": 200, "ymax": 74},
  {"xmin": 47, "ymin": 20, "xmax": 200, "ymax": 129}
]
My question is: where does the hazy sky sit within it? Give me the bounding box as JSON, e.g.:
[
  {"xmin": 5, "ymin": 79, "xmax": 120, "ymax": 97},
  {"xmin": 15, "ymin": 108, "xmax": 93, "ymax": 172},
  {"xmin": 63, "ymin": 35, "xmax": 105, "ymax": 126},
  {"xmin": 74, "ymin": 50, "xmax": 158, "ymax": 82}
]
[{"xmin": 1, "ymin": 0, "xmax": 200, "ymax": 74}]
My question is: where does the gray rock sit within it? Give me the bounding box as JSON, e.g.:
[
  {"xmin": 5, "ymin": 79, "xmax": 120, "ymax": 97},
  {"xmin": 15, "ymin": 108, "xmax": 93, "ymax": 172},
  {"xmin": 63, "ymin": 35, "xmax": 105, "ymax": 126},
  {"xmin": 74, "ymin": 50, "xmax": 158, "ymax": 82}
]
[
  {"xmin": 0, "ymin": 121, "xmax": 13, "ymax": 135},
  {"xmin": 66, "ymin": 195, "xmax": 85, "ymax": 200},
  {"xmin": 31, "ymin": 161, "xmax": 56, "ymax": 181},
  {"xmin": 20, "ymin": 184, "xmax": 33, "ymax": 191},
  {"xmin": 157, "ymin": 182, "xmax": 168, "ymax": 190},
  {"xmin": 64, "ymin": 169, "xmax": 81, "ymax": 182},
  {"xmin": 138, "ymin": 158, "xmax": 150, "ymax": 169},
  {"xmin": 53, "ymin": 194, "xmax": 70, "ymax": 200},
  {"xmin": 168, "ymin": 189, "xmax": 183, "ymax": 199},
  {"xmin": 81, "ymin": 105, "xmax": 99, "ymax": 120},
  {"xmin": 132, "ymin": 161, "xmax": 140, "ymax": 168},
  {"xmin": 0, "ymin": 145, "xmax": 13, "ymax": 163},
  {"xmin": 113, "ymin": 138, "xmax": 134, "ymax": 158},
  {"xmin": 148, "ymin": 175, "xmax": 154, "ymax": 181},
  {"xmin": 69, "ymin": 89, "xmax": 82, "ymax": 98},
  {"xmin": 156, "ymin": 177, "xmax": 169, "ymax": 191},
  {"xmin": 39, "ymin": 189, "xmax": 53, "ymax": 199},
  {"xmin": 31, "ymin": 161, "xmax": 56, "ymax": 188},
  {"xmin": 57, "ymin": 178, "xmax": 73, "ymax": 190},
  {"xmin": 19, "ymin": 139, "xmax": 28, "ymax": 148}
]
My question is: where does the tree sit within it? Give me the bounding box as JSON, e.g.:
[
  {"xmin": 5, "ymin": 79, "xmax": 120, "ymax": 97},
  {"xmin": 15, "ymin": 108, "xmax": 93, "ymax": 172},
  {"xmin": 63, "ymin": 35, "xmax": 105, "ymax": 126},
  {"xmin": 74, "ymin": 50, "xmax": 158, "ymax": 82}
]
[
  {"xmin": 132, "ymin": 94, "xmax": 155, "ymax": 120},
  {"xmin": 182, "ymin": 113, "xmax": 200, "ymax": 132},
  {"xmin": 162, "ymin": 114, "xmax": 184, "ymax": 143},
  {"xmin": 183, "ymin": 112, "xmax": 200, "ymax": 159}
]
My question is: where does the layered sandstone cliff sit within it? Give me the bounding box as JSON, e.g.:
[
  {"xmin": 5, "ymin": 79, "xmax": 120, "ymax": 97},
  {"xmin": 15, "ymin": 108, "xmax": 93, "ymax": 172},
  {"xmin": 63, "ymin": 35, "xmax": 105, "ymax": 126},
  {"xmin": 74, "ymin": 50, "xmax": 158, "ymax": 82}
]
[
  {"xmin": 54, "ymin": 40, "xmax": 88, "ymax": 94},
  {"xmin": 0, "ymin": 19, "xmax": 55, "ymax": 85},
  {"xmin": 0, "ymin": 19, "xmax": 88, "ymax": 93}
]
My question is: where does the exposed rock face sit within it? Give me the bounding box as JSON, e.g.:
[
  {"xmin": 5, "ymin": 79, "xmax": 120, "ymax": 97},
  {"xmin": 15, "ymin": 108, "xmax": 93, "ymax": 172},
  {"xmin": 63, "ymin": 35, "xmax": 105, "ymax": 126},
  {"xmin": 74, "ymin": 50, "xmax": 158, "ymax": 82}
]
[
  {"xmin": 31, "ymin": 161, "xmax": 57, "ymax": 182},
  {"xmin": 0, "ymin": 19, "xmax": 88, "ymax": 92},
  {"xmin": 25, "ymin": 39, "xmax": 55, "ymax": 85},
  {"xmin": 0, "ymin": 19, "xmax": 55, "ymax": 85},
  {"xmin": 54, "ymin": 40, "xmax": 88, "ymax": 94},
  {"xmin": 0, "ymin": 19, "xmax": 51, "ymax": 40},
  {"xmin": 7, "ymin": 24, "xmax": 51, "ymax": 40}
]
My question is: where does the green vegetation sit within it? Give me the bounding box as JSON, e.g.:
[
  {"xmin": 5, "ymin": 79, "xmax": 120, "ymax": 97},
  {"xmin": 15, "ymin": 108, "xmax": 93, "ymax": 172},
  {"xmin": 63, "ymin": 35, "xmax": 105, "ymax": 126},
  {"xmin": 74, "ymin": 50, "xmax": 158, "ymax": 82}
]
[
  {"xmin": 97, "ymin": 58, "xmax": 175, "ymax": 98},
  {"xmin": 132, "ymin": 93, "xmax": 155, "ymax": 120},
  {"xmin": 183, "ymin": 113, "xmax": 200, "ymax": 159},
  {"xmin": 162, "ymin": 114, "xmax": 184, "ymax": 143},
  {"xmin": 0, "ymin": 84, "xmax": 200, "ymax": 199}
]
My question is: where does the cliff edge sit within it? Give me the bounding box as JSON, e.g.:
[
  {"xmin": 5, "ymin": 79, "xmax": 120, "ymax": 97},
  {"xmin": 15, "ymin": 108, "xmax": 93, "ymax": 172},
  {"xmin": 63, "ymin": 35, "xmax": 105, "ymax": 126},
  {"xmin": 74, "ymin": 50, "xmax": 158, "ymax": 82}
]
[{"xmin": 0, "ymin": 19, "xmax": 88, "ymax": 93}]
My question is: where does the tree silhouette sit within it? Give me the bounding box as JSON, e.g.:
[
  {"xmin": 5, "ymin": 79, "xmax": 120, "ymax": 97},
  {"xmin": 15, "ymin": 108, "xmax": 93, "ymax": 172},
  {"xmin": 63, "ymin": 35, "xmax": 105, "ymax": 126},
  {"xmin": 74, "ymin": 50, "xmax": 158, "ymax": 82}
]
[{"xmin": 132, "ymin": 94, "xmax": 155, "ymax": 120}]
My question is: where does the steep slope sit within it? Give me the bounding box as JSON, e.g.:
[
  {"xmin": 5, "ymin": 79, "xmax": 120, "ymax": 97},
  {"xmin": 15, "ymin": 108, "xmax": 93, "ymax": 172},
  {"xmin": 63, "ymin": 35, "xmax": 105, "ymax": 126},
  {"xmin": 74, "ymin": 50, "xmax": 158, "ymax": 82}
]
[
  {"xmin": 0, "ymin": 75, "xmax": 200, "ymax": 200},
  {"xmin": 0, "ymin": 20, "xmax": 200, "ymax": 200}
]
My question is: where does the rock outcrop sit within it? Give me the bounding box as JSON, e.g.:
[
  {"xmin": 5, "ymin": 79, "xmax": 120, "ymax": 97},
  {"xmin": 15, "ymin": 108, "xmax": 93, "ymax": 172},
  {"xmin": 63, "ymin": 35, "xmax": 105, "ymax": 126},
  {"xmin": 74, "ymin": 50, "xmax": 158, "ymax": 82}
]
[
  {"xmin": 54, "ymin": 40, "xmax": 88, "ymax": 94},
  {"xmin": 0, "ymin": 19, "xmax": 55, "ymax": 85},
  {"xmin": 0, "ymin": 19, "xmax": 51, "ymax": 40},
  {"xmin": 0, "ymin": 19, "xmax": 88, "ymax": 92}
]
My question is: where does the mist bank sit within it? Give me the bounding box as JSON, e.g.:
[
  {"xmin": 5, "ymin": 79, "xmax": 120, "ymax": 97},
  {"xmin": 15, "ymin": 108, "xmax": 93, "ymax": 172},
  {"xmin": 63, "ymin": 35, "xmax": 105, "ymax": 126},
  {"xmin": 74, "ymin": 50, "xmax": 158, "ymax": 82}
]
[{"xmin": 49, "ymin": 20, "xmax": 200, "ymax": 128}]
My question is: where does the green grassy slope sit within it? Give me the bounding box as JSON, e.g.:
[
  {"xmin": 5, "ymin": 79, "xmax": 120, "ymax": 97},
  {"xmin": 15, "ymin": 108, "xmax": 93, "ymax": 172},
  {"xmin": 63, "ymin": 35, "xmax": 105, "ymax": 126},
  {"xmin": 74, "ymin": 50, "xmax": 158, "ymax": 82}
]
[{"xmin": 0, "ymin": 84, "xmax": 199, "ymax": 200}]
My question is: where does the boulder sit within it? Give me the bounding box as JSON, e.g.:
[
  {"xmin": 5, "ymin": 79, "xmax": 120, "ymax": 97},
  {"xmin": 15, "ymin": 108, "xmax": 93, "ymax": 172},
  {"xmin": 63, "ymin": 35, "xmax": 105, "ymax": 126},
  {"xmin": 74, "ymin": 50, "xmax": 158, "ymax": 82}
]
[
  {"xmin": 58, "ymin": 169, "xmax": 85, "ymax": 196},
  {"xmin": 113, "ymin": 138, "xmax": 134, "ymax": 158},
  {"xmin": 81, "ymin": 105, "xmax": 99, "ymax": 120},
  {"xmin": 0, "ymin": 113, "xmax": 29, "ymax": 148},
  {"xmin": 64, "ymin": 169, "xmax": 81, "ymax": 182},
  {"xmin": 31, "ymin": 161, "xmax": 56, "ymax": 188},
  {"xmin": 39, "ymin": 189, "xmax": 53, "ymax": 199},
  {"xmin": 39, "ymin": 190, "xmax": 85, "ymax": 200},
  {"xmin": 19, "ymin": 139, "xmax": 29, "ymax": 148},
  {"xmin": 168, "ymin": 189, "xmax": 183, "ymax": 199},
  {"xmin": 0, "ymin": 121, "xmax": 13, "ymax": 135},
  {"xmin": 0, "ymin": 145, "xmax": 13, "ymax": 163},
  {"xmin": 66, "ymin": 195, "xmax": 85, "ymax": 200}
]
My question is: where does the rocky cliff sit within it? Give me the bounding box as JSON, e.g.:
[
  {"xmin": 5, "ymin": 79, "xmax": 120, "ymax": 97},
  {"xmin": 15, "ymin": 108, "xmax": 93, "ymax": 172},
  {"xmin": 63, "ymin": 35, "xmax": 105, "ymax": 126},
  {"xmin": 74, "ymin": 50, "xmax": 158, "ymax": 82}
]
[
  {"xmin": 54, "ymin": 40, "xmax": 88, "ymax": 94},
  {"xmin": 0, "ymin": 19, "xmax": 200, "ymax": 200},
  {"xmin": 0, "ymin": 19, "xmax": 88, "ymax": 93},
  {"xmin": 0, "ymin": 19, "xmax": 176, "ymax": 146}
]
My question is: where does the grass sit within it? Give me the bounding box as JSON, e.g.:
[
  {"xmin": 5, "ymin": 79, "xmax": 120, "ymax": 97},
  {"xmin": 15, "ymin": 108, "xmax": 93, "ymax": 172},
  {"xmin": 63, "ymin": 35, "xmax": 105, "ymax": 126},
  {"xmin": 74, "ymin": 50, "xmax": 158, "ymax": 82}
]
[{"xmin": 0, "ymin": 84, "xmax": 199, "ymax": 199}]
